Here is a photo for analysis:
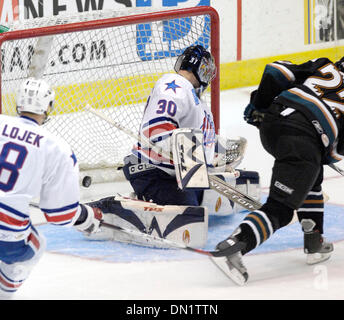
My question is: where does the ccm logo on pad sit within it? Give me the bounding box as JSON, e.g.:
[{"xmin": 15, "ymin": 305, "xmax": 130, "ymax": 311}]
[{"xmin": 274, "ymin": 181, "xmax": 294, "ymax": 195}]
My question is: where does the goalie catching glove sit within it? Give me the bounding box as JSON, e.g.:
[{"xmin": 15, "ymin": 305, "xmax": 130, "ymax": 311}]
[
  {"xmin": 212, "ymin": 135, "xmax": 247, "ymax": 172},
  {"xmin": 73, "ymin": 204, "xmax": 103, "ymax": 234}
]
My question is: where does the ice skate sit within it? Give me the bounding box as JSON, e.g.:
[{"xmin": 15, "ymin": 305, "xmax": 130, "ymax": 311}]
[
  {"xmin": 301, "ymin": 219, "xmax": 334, "ymax": 265},
  {"xmin": 210, "ymin": 237, "xmax": 248, "ymax": 286}
]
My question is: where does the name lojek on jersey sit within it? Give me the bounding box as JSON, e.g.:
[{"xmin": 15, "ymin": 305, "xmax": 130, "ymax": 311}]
[
  {"xmin": 2, "ymin": 123, "xmax": 43, "ymax": 147},
  {"xmin": 0, "ymin": 115, "xmax": 80, "ymax": 243},
  {"xmin": 132, "ymin": 73, "xmax": 216, "ymax": 175}
]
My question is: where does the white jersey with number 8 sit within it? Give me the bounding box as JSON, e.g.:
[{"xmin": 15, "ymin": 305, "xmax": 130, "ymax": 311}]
[{"xmin": 0, "ymin": 114, "xmax": 80, "ymax": 242}]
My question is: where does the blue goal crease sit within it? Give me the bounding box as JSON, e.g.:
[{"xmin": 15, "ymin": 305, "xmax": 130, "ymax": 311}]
[{"xmin": 37, "ymin": 203, "xmax": 344, "ymax": 263}]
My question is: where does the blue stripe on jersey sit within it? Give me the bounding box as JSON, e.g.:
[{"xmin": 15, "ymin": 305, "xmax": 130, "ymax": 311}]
[
  {"xmin": 20, "ymin": 115, "xmax": 39, "ymax": 125},
  {"xmin": 0, "ymin": 223, "xmax": 31, "ymax": 233},
  {"xmin": 279, "ymin": 90, "xmax": 336, "ymax": 144},
  {"xmin": 41, "ymin": 202, "xmax": 79, "ymax": 213},
  {"xmin": 0, "ymin": 202, "xmax": 28, "ymax": 218},
  {"xmin": 191, "ymin": 89, "xmax": 200, "ymax": 105},
  {"xmin": 150, "ymin": 132, "xmax": 173, "ymax": 143},
  {"xmin": 142, "ymin": 116, "xmax": 179, "ymax": 129},
  {"xmin": 57, "ymin": 221, "xmax": 74, "ymax": 226},
  {"xmin": 0, "ymin": 268, "xmax": 24, "ymax": 284}
]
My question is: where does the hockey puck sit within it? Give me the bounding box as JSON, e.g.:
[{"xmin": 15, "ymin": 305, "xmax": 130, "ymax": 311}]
[{"xmin": 82, "ymin": 176, "xmax": 92, "ymax": 188}]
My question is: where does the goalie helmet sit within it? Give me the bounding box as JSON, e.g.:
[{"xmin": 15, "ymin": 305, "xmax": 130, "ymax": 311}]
[
  {"xmin": 16, "ymin": 77, "xmax": 55, "ymax": 116},
  {"xmin": 174, "ymin": 45, "xmax": 217, "ymax": 94}
]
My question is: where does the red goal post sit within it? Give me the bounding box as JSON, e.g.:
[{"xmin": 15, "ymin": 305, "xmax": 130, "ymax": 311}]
[{"xmin": 0, "ymin": 6, "xmax": 220, "ymax": 182}]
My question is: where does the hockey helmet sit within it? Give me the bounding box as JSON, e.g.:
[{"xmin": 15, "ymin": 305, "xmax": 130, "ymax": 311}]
[
  {"xmin": 174, "ymin": 45, "xmax": 216, "ymax": 93},
  {"xmin": 16, "ymin": 77, "xmax": 55, "ymax": 116}
]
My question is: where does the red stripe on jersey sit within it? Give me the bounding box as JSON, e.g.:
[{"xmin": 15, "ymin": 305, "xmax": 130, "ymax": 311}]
[
  {"xmin": 143, "ymin": 123, "xmax": 177, "ymax": 138},
  {"xmin": 44, "ymin": 210, "xmax": 77, "ymax": 224},
  {"xmin": 0, "ymin": 211, "xmax": 29, "ymax": 227},
  {"xmin": 134, "ymin": 145, "xmax": 173, "ymax": 164},
  {"xmin": 28, "ymin": 232, "xmax": 41, "ymax": 250},
  {"xmin": 0, "ymin": 274, "xmax": 22, "ymax": 289}
]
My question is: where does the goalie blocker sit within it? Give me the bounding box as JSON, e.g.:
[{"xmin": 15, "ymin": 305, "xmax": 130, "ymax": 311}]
[
  {"xmin": 172, "ymin": 128, "xmax": 209, "ymax": 190},
  {"xmin": 171, "ymin": 128, "xmax": 260, "ymax": 214}
]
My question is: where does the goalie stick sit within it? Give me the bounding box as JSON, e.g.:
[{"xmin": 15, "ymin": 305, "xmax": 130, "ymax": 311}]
[
  {"xmin": 99, "ymin": 221, "xmax": 245, "ymax": 257},
  {"xmin": 84, "ymin": 105, "xmax": 262, "ymax": 212},
  {"xmin": 29, "ymin": 202, "xmax": 243, "ymax": 257}
]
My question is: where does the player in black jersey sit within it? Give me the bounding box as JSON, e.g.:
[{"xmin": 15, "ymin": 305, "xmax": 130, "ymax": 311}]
[{"xmin": 210, "ymin": 57, "xmax": 344, "ymax": 286}]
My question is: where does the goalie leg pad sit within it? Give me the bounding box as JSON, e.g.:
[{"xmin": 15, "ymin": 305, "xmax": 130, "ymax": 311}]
[
  {"xmin": 85, "ymin": 196, "xmax": 208, "ymax": 248},
  {"xmin": 202, "ymin": 170, "xmax": 261, "ymax": 215}
]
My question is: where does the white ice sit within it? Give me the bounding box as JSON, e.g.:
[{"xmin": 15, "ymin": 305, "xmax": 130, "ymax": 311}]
[{"xmin": 9, "ymin": 87, "xmax": 344, "ymax": 300}]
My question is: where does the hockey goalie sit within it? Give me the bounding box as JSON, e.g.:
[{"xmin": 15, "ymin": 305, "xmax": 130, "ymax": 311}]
[{"xmin": 83, "ymin": 45, "xmax": 261, "ymax": 248}]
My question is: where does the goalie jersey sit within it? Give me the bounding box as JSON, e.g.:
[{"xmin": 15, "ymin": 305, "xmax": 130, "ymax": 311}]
[
  {"xmin": 251, "ymin": 58, "xmax": 344, "ymax": 164},
  {"xmin": 132, "ymin": 73, "xmax": 216, "ymax": 175},
  {"xmin": 0, "ymin": 115, "xmax": 80, "ymax": 242}
]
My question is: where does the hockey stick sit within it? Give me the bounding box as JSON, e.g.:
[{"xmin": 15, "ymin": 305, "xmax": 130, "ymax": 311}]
[
  {"xmin": 100, "ymin": 221, "xmax": 245, "ymax": 257},
  {"xmin": 28, "ymin": 202, "xmax": 241, "ymax": 257},
  {"xmin": 84, "ymin": 105, "xmax": 262, "ymax": 212},
  {"xmin": 328, "ymin": 163, "xmax": 344, "ymax": 176},
  {"xmin": 208, "ymin": 174, "xmax": 261, "ymax": 210}
]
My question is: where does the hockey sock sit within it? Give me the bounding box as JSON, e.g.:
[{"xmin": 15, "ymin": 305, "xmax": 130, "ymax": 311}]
[
  {"xmin": 233, "ymin": 197, "xmax": 294, "ymax": 255},
  {"xmin": 297, "ymin": 190, "xmax": 324, "ymax": 234},
  {"xmin": 234, "ymin": 210, "xmax": 275, "ymax": 255}
]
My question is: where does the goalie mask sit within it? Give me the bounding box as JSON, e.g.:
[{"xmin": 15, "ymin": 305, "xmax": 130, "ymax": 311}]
[
  {"xmin": 174, "ymin": 45, "xmax": 217, "ymax": 95},
  {"xmin": 16, "ymin": 78, "xmax": 55, "ymax": 121}
]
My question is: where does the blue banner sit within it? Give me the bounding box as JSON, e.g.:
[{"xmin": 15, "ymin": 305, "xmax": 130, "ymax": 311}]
[{"xmin": 136, "ymin": 0, "xmax": 211, "ymax": 61}]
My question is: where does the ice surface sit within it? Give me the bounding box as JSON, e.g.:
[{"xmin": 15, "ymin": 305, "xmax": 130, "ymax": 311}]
[{"xmin": 8, "ymin": 87, "xmax": 344, "ymax": 300}]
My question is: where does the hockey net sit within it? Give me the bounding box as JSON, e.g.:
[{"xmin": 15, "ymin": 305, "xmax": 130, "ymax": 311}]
[{"xmin": 0, "ymin": 6, "xmax": 220, "ymax": 183}]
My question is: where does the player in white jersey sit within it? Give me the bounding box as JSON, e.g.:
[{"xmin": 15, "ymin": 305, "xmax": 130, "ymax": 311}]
[
  {"xmin": 0, "ymin": 78, "xmax": 104, "ymax": 296},
  {"xmin": 122, "ymin": 45, "xmax": 259, "ymax": 208},
  {"xmin": 122, "ymin": 45, "xmax": 216, "ymax": 206},
  {"xmin": 84, "ymin": 45, "xmax": 260, "ymax": 248},
  {"xmin": 131, "ymin": 63, "xmax": 216, "ymax": 176}
]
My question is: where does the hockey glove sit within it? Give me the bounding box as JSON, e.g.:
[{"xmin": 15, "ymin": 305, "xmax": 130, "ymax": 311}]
[
  {"xmin": 74, "ymin": 204, "xmax": 103, "ymax": 234},
  {"xmin": 244, "ymin": 103, "xmax": 264, "ymax": 127}
]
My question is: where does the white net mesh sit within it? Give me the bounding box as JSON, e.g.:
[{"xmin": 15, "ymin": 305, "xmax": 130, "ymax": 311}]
[{"xmin": 0, "ymin": 8, "xmax": 216, "ymax": 173}]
